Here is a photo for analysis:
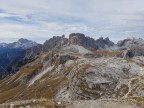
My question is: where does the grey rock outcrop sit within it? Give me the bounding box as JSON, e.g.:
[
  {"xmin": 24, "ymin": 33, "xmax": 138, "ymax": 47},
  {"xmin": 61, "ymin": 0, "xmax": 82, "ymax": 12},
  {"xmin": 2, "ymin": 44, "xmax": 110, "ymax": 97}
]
[
  {"xmin": 25, "ymin": 35, "xmax": 68, "ymax": 59},
  {"xmin": 117, "ymin": 38, "xmax": 144, "ymax": 48},
  {"xmin": 24, "ymin": 33, "xmax": 115, "ymax": 61},
  {"xmin": 43, "ymin": 35, "xmax": 68, "ymax": 51},
  {"xmin": 69, "ymin": 33, "xmax": 114, "ymax": 50},
  {"xmin": 44, "ymin": 50, "xmax": 77, "ymax": 66},
  {"xmin": 68, "ymin": 57, "xmax": 144, "ymax": 100},
  {"xmin": 116, "ymin": 38, "xmax": 144, "ymax": 57}
]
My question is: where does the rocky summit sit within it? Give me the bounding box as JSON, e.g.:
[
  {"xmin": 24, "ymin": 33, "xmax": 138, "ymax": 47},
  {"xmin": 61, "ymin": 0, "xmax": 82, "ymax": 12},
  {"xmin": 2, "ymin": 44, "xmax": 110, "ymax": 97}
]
[
  {"xmin": 0, "ymin": 34, "xmax": 144, "ymax": 108},
  {"xmin": 68, "ymin": 33, "xmax": 114, "ymax": 50}
]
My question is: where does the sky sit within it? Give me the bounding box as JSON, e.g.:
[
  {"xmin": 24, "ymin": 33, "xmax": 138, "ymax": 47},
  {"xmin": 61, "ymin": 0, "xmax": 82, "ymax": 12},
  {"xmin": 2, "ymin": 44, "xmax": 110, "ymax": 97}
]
[{"xmin": 0, "ymin": 0, "xmax": 144, "ymax": 43}]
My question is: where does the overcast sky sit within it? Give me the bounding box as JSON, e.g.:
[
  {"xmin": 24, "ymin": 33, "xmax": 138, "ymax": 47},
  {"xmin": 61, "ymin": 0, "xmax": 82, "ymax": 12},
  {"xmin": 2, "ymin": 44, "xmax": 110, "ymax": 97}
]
[{"xmin": 0, "ymin": 0, "xmax": 144, "ymax": 43}]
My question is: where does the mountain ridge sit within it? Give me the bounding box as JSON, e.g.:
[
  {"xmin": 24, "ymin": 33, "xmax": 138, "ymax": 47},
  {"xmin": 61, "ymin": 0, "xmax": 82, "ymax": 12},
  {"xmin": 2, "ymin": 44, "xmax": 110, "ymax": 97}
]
[
  {"xmin": 0, "ymin": 38, "xmax": 38, "ymax": 49},
  {"xmin": 0, "ymin": 40, "xmax": 143, "ymax": 107},
  {"xmin": 0, "ymin": 34, "xmax": 144, "ymax": 79}
]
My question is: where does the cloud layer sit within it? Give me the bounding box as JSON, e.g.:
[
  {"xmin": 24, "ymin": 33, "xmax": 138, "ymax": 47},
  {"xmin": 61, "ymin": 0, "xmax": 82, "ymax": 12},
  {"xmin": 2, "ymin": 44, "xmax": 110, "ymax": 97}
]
[{"xmin": 0, "ymin": 0, "xmax": 144, "ymax": 43}]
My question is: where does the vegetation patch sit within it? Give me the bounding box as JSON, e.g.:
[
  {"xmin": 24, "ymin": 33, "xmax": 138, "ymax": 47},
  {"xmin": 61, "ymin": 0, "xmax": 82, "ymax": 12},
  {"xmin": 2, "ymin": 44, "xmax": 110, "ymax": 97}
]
[
  {"xmin": 18, "ymin": 76, "xmax": 68, "ymax": 100},
  {"xmin": 116, "ymin": 84, "xmax": 129, "ymax": 97},
  {"xmin": 128, "ymin": 97, "xmax": 144, "ymax": 107},
  {"xmin": 93, "ymin": 50, "xmax": 123, "ymax": 58},
  {"xmin": 0, "ymin": 85, "xmax": 25, "ymax": 103},
  {"xmin": 20, "ymin": 64, "xmax": 43, "ymax": 76}
]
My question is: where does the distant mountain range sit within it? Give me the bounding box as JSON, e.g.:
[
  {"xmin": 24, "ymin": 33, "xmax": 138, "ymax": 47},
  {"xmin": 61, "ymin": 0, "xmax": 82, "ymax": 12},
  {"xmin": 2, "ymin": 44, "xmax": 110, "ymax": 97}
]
[
  {"xmin": 0, "ymin": 33, "xmax": 144, "ymax": 107},
  {"xmin": 0, "ymin": 38, "xmax": 38, "ymax": 49},
  {"xmin": 0, "ymin": 33, "xmax": 144, "ymax": 78},
  {"xmin": 25, "ymin": 33, "xmax": 144, "ymax": 60},
  {"xmin": 0, "ymin": 39, "xmax": 38, "ymax": 77}
]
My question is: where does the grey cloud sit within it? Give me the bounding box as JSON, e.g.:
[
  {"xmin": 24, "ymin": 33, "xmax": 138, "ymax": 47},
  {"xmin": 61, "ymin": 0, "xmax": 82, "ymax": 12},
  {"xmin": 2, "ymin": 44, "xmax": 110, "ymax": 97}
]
[{"xmin": 0, "ymin": 0, "xmax": 144, "ymax": 43}]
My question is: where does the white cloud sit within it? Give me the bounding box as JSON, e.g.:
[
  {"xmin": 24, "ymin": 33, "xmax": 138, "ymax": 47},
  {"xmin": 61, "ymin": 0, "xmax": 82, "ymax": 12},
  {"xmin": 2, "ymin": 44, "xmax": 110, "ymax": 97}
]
[{"xmin": 0, "ymin": 0, "xmax": 144, "ymax": 43}]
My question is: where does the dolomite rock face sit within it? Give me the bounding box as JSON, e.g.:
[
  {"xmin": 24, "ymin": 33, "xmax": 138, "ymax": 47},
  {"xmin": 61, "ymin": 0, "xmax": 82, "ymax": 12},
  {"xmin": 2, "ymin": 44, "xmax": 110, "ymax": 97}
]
[
  {"xmin": 69, "ymin": 36, "xmax": 80, "ymax": 45},
  {"xmin": 68, "ymin": 57, "xmax": 144, "ymax": 100},
  {"xmin": 44, "ymin": 50, "xmax": 77, "ymax": 67},
  {"xmin": 117, "ymin": 38, "xmax": 144, "ymax": 48},
  {"xmin": 68, "ymin": 33, "xmax": 114, "ymax": 50},
  {"xmin": 117, "ymin": 38, "xmax": 144, "ymax": 57}
]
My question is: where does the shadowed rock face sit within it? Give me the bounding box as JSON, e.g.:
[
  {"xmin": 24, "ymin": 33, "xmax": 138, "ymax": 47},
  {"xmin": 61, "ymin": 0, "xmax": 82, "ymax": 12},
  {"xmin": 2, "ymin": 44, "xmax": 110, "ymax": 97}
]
[
  {"xmin": 25, "ymin": 33, "xmax": 115, "ymax": 61},
  {"xmin": 43, "ymin": 36, "xmax": 68, "ymax": 51},
  {"xmin": 69, "ymin": 33, "xmax": 114, "ymax": 50},
  {"xmin": 0, "ymin": 48, "xmax": 25, "ymax": 78},
  {"xmin": 0, "ymin": 39, "xmax": 38, "ymax": 78},
  {"xmin": 25, "ymin": 36, "xmax": 68, "ymax": 59}
]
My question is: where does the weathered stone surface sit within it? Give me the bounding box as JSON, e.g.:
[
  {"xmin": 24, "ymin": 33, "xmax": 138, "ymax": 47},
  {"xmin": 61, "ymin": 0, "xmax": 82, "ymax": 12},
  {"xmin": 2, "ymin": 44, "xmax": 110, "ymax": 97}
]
[
  {"xmin": 68, "ymin": 57, "xmax": 144, "ymax": 100},
  {"xmin": 117, "ymin": 38, "xmax": 144, "ymax": 57},
  {"xmin": 68, "ymin": 33, "xmax": 114, "ymax": 50},
  {"xmin": 117, "ymin": 38, "xmax": 144, "ymax": 48},
  {"xmin": 69, "ymin": 36, "xmax": 79, "ymax": 45},
  {"xmin": 25, "ymin": 35, "xmax": 68, "ymax": 60}
]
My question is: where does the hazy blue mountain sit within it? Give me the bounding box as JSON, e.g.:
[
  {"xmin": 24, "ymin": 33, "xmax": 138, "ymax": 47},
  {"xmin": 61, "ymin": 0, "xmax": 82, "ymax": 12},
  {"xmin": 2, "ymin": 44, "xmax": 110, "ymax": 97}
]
[
  {"xmin": 0, "ymin": 38, "xmax": 38, "ymax": 49},
  {"xmin": 0, "ymin": 39, "xmax": 38, "ymax": 78}
]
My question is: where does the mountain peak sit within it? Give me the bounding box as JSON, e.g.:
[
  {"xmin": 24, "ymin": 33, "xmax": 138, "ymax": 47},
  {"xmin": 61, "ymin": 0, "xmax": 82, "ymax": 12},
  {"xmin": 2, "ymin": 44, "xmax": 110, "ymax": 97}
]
[
  {"xmin": 0, "ymin": 43, "xmax": 7, "ymax": 47},
  {"xmin": 18, "ymin": 38, "xmax": 30, "ymax": 43},
  {"xmin": 105, "ymin": 37, "xmax": 109, "ymax": 41},
  {"xmin": 98, "ymin": 37, "xmax": 104, "ymax": 40},
  {"xmin": 14, "ymin": 38, "xmax": 38, "ymax": 49},
  {"xmin": 0, "ymin": 38, "xmax": 38, "ymax": 49}
]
